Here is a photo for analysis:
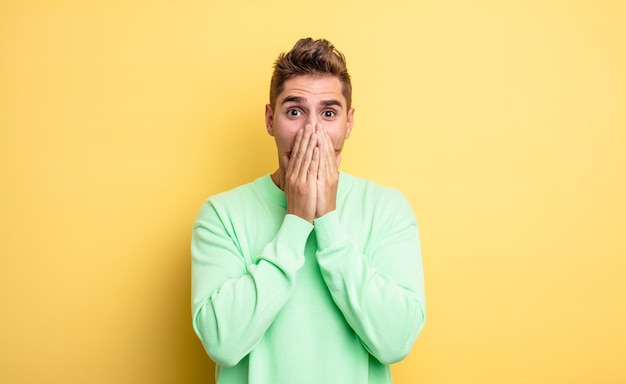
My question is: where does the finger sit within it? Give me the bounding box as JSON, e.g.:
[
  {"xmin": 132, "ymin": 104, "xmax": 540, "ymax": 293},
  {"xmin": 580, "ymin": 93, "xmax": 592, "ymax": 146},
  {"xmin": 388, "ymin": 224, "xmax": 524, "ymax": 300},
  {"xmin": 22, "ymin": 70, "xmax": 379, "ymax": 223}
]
[
  {"xmin": 310, "ymin": 146, "xmax": 320, "ymax": 182},
  {"xmin": 317, "ymin": 134, "xmax": 327, "ymax": 181},
  {"xmin": 287, "ymin": 128, "xmax": 304, "ymax": 174},
  {"xmin": 326, "ymin": 131, "xmax": 339, "ymax": 172},
  {"xmin": 283, "ymin": 154, "xmax": 291, "ymax": 171},
  {"xmin": 292, "ymin": 125, "xmax": 313, "ymax": 177},
  {"xmin": 300, "ymin": 132, "xmax": 317, "ymax": 180},
  {"xmin": 320, "ymin": 128, "xmax": 336, "ymax": 175}
]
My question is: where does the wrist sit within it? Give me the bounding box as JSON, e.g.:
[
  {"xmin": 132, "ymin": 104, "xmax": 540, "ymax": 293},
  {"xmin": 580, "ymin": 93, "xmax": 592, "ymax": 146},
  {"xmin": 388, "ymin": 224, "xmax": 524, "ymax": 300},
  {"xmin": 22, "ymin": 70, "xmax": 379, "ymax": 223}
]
[
  {"xmin": 315, "ymin": 207, "xmax": 335, "ymax": 219},
  {"xmin": 288, "ymin": 209, "xmax": 314, "ymax": 224}
]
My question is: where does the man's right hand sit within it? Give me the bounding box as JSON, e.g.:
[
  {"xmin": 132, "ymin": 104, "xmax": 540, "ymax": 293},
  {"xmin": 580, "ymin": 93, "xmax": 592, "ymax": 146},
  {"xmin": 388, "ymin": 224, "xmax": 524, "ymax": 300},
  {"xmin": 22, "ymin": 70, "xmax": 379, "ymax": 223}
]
[{"xmin": 284, "ymin": 125, "xmax": 319, "ymax": 223}]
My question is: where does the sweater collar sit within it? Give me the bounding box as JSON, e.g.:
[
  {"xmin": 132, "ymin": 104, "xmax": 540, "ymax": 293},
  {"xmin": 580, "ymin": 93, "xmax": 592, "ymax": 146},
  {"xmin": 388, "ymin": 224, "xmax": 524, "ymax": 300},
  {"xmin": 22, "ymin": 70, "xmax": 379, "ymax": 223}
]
[{"xmin": 256, "ymin": 172, "xmax": 352, "ymax": 210}]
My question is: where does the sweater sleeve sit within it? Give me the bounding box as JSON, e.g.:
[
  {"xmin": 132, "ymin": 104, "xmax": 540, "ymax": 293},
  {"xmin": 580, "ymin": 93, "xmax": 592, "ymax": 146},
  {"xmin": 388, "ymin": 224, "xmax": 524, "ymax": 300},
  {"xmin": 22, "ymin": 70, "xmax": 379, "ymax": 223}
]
[
  {"xmin": 191, "ymin": 201, "xmax": 313, "ymax": 368},
  {"xmin": 313, "ymin": 193, "xmax": 426, "ymax": 364}
]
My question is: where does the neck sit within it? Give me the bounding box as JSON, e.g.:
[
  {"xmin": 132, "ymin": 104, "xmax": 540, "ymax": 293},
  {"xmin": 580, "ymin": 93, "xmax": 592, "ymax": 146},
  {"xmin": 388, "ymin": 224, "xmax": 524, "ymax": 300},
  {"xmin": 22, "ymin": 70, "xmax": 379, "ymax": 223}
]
[{"xmin": 270, "ymin": 169, "xmax": 285, "ymax": 191}]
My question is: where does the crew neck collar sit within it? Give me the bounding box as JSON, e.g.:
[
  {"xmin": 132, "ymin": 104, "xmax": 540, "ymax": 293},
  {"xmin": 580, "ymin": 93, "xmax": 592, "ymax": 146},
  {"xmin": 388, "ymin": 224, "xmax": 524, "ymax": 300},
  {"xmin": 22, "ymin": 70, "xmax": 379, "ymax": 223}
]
[{"xmin": 255, "ymin": 172, "xmax": 352, "ymax": 209}]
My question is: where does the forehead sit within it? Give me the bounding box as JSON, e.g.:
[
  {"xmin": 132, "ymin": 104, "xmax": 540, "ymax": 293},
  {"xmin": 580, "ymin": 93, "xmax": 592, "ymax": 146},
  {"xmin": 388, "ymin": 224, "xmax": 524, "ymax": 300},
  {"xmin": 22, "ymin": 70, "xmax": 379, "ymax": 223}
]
[{"xmin": 278, "ymin": 75, "xmax": 346, "ymax": 106}]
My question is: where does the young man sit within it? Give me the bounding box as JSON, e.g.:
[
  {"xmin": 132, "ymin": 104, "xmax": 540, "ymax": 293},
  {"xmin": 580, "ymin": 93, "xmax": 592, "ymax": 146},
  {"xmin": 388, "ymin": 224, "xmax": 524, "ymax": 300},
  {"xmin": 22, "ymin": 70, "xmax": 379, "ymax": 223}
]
[{"xmin": 192, "ymin": 38, "xmax": 426, "ymax": 384}]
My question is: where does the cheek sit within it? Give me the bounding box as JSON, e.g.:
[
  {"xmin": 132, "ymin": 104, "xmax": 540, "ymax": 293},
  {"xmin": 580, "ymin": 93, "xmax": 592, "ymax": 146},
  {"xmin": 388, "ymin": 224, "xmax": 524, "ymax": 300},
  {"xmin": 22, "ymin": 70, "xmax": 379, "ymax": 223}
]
[
  {"xmin": 326, "ymin": 129, "xmax": 345, "ymax": 147},
  {"xmin": 275, "ymin": 128, "xmax": 299, "ymax": 150},
  {"xmin": 324, "ymin": 121, "xmax": 348, "ymax": 142}
]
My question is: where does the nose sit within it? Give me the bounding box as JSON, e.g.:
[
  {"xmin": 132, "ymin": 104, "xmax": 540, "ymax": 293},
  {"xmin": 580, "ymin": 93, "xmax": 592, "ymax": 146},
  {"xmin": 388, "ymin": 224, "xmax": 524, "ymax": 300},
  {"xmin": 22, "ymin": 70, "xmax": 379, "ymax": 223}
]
[{"xmin": 306, "ymin": 114, "xmax": 318, "ymax": 129}]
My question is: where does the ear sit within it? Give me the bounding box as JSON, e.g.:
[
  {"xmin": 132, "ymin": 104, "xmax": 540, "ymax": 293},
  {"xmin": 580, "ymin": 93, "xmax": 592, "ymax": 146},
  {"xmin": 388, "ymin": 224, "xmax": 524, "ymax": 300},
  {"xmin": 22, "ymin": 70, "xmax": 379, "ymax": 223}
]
[
  {"xmin": 265, "ymin": 104, "xmax": 275, "ymax": 136},
  {"xmin": 345, "ymin": 107, "xmax": 355, "ymax": 139}
]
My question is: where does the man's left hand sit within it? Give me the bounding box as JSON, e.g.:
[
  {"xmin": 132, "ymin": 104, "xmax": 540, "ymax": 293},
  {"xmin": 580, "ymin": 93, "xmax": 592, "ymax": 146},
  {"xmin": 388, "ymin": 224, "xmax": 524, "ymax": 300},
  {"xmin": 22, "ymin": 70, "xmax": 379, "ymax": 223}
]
[{"xmin": 315, "ymin": 125, "xmax": 340, "ymax": 219}]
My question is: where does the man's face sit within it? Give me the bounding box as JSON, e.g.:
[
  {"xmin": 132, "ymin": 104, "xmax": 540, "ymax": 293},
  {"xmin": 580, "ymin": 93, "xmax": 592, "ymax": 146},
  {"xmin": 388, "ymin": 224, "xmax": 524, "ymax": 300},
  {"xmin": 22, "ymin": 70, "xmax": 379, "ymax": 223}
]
[{"xmin": 265, "ymin": 74, "xmax": 354, "ymax": 168}]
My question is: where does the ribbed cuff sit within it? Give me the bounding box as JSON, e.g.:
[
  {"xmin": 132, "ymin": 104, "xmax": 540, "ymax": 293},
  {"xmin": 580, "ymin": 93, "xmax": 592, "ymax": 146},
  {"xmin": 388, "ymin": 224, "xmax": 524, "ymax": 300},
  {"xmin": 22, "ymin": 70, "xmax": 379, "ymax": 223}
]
[
  {"xmin": 313, "ymin": 210, "xmax": 348, "ymax": 250},
  {"xmin": 276, "ymin": 214, "xmax": 314, "ymax": 254}
]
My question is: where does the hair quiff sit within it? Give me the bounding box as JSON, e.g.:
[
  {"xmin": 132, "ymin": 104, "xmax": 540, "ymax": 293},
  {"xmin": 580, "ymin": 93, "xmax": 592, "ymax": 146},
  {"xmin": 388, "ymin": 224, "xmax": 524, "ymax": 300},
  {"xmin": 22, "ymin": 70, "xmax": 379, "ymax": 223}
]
[{"xmin": 269, "ymin": 38, "xmax": 352, "ymax": 110}]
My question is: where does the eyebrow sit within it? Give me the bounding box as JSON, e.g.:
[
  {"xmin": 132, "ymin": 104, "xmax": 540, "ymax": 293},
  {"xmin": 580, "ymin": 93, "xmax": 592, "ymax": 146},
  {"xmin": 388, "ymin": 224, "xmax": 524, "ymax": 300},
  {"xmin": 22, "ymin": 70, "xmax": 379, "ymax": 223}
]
[
  {"xmin": 281, "ymin": 96, "xmax": 305, "ymax": 105},
  {"xmin": 321, "ymin": 99, "xmax": 344, "ymax": 108},
  {"xmin": 281, "ymin": 96, "xmax": 344, "ymax": 108}
]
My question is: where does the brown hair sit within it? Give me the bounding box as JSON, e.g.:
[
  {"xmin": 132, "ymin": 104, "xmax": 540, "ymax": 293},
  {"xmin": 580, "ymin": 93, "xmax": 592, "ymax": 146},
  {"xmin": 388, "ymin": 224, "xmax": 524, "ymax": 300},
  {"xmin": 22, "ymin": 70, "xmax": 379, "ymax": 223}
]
[{"xmin": 269, "ymin": 38, "xmax": 352, "ymax": 110}]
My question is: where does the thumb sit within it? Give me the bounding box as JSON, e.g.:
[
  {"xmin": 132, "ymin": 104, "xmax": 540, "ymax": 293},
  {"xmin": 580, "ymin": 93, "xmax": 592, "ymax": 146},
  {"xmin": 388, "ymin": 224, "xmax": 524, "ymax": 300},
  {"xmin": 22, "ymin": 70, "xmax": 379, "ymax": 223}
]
[{"xmin": 283, "ymin": 154, "xmax": 291, "ymax": 169}]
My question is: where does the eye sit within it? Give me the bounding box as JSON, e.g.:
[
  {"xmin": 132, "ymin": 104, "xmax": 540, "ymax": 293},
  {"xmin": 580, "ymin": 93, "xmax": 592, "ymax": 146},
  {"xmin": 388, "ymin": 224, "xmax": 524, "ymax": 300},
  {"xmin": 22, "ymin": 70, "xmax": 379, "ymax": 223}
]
[
  {"xmin": 287, "ymin": 109, "xmax": 302, "ymax": 117},
  {"xmin": 323, "ymin": 110, "xmax": 336, "ymax": 118}
]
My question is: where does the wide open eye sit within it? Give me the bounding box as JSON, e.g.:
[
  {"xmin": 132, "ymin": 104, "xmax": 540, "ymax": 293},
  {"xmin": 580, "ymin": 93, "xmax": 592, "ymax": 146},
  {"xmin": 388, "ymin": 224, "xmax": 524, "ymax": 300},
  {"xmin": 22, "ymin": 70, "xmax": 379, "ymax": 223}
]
[
  {"xmin": 287, "ymin": 109, "xmax": 302, "ymax": 117},
  {"xmin": 323, "ymin": 110, "xmax": 336, "ymax": 118}
]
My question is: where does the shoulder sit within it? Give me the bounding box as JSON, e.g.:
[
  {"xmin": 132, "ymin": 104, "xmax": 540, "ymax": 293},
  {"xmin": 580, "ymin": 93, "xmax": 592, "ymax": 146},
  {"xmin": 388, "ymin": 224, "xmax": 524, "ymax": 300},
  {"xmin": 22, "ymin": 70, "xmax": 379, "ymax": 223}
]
[
  {"xmin": 195, "ymin": 178, "xmax": 262, "ymax": 224},
  {"xmin": 339, "ymin": 172, "xmax": 416, "ymax": 224},
  {"xmin": 208, "ymin": 179, "xmax": 258, "ymax": 206},
  {"xmin": 340, "ymin": 172, "xmax": 408, "ymax": 205}
]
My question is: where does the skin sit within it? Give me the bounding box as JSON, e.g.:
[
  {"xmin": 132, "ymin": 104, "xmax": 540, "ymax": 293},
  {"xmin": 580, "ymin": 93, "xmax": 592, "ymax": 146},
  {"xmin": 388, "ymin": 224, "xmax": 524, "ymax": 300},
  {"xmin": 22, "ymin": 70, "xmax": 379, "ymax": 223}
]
[{"xmin": 265, "ymin": 74, "xmax": 355, "ymax": 223}]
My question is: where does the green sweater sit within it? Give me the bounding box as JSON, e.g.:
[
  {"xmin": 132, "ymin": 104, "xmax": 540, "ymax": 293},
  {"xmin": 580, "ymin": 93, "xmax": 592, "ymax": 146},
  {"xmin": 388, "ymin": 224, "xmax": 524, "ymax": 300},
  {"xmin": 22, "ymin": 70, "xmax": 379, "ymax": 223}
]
[{"xmin": 191, "ymin": 172, "xmax": 425, "ymax": 384}]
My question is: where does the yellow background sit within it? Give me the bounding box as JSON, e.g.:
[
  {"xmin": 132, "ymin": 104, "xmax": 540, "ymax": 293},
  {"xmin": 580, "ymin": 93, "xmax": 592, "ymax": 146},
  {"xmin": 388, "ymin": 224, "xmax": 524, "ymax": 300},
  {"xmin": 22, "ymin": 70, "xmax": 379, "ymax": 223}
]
[{"xmin": 1, "ymin": 0, "xmax": 625, "ymax": 383}]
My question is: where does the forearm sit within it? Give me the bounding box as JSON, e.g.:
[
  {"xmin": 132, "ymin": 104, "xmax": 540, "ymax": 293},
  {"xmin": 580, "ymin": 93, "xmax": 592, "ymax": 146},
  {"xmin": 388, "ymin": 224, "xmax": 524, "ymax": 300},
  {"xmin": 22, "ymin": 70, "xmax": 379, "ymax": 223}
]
[
  {"xmin": 192, "ymin": 213, "xmax": 312, "ymax": 367},
  {"xmin": 314, "ymin": 211, "xmax": 426, "ymax": 364}
]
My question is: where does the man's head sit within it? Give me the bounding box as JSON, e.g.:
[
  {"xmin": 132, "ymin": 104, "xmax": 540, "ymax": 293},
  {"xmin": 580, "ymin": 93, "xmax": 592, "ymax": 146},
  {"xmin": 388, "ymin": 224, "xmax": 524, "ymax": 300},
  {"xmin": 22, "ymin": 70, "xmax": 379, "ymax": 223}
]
[
  {"xmin": 269, "ymin": 38, "xmax": 352, "ymax": 111},
  {"xmin": 265, "ymin": 38, "xmax": 355, "ymax": 176}
]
